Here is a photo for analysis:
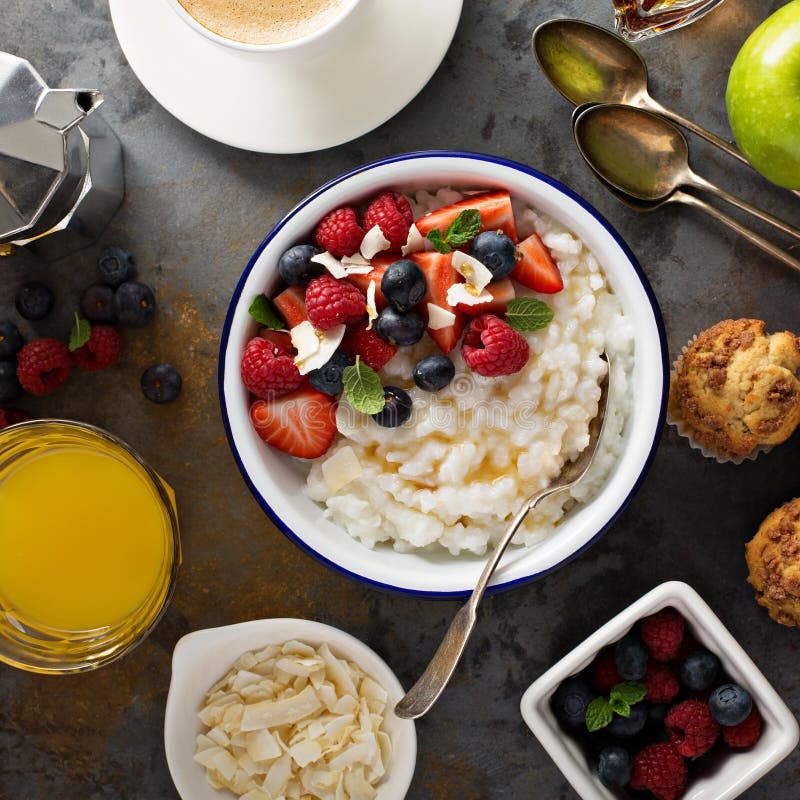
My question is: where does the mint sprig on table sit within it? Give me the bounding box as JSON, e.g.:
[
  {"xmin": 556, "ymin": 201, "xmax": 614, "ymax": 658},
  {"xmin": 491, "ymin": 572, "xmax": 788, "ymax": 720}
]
[
  {"xmin": 68, "ymin": 313, "xmax": 91, "ymax": 351},
  {"xmin": 504, "ymin": 298, "xmax": 554, "ymax": 332},
  {"xmin": 585, "ymin": 682, "xmax": 647, "ymax": 732},
  {"xmin": 248, "ymin": 294, "xmax": 284, "ymax": 330},
  {"xmin": 342, "ymin": 356, "xmax": 385, "ymax": 415},
  {"xmin": 427, "ymin": 208, "xmax": 482, "ymax": 253}
]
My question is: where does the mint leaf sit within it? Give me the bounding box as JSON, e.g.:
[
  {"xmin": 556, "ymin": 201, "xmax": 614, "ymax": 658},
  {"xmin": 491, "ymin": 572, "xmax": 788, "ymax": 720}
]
[
  {"xmin": 69, "ymin": 313, "xmax": 91, "ymax": 352},
  {"xmin": 343, "ymin": 356, "xmax": 385, "ymax": 415},
  {"xmin": 504, "ymin": 298, "xmax": 554, "ymax": 332},
  {"xmin": 445, "ymin": 209, "xmax": 482, "ymax": 247},
  {"xmin": 248, "ymin": 294, "xmax": 284, "ymax": 330},
  {"xmin": 611, "ymin": 682, "xmax": 648, "ymax": 706},
  {"xmin": 585, "ymin": 697, "xmax": 613, "ymax": 732},
  {"xmin": 426, "ymin": 228, "xmax": 451, "ymax": 254},
  {"xmin": 609, "ymin": 697, "xmax": 631, "ymax": 717}
]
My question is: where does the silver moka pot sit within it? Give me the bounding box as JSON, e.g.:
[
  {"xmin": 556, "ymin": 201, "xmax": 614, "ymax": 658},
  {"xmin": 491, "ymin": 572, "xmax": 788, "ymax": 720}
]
[{"xmin": 0, "ymin": 52, "xmax": 124, "ymax": 259}]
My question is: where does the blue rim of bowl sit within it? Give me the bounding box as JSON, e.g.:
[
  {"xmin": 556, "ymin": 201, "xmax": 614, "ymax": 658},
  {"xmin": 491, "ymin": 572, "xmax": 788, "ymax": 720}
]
[{"xmin": 218, "ymin": 150, "xmax": 669, "ymax": 599}]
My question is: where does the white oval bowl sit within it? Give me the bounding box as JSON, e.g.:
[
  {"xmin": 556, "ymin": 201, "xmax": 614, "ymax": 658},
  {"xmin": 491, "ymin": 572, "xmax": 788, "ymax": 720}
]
[
  {"xmin": 219, "ymin": 151, "xmax": 668, "ymax": 597},
  {"xmin": 165, "ymin": 617, "xmax": 416, "ymax": 800}
]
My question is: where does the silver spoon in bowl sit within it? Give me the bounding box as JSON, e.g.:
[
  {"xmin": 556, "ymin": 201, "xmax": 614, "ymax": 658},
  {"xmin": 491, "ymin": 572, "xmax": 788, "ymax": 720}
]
[
  {"xmin": 394, "ymin": 356, "xmax": 610, "ymax": 720},
  {"xmin": 532, "ymin": 18, "xmax": 800, "ymax": 200}
]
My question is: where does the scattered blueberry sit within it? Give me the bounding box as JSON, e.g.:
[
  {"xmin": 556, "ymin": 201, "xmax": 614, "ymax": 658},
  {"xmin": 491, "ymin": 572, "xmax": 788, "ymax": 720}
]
[
  {"xmin": 0, "ymin": 360, "xmax": 21, "ymax": 403},
  {"xmin": 114, "ymin": 281, "xmax": 156, "ymax": 328},
  {"xmin": 278, "ymin": 244, "xmax": 324, "ymax": 286},
  {"xmin": 709, "ymin": 684, "xmax": 753, "ymax": 727},
  {"xmin": 141, "ymin": 363, "xmax": 182, "ymax": 404},
  {"xmin": 98, "ymin": 245, "xmax": 136, "ymax": 287},
  {"xmin": 375, "ymin": 307, "xmax": 425, "ymax": 346},
  {"xmin": 0, "ymin": 321, "xmax": 23, "ymax": 360},
  {"xmin": 372, "ymin": 386, "xmax": 412, "ymax": 428},
  {"xmin": 615, "ymin": 633, "xmax": 648, "ymax": 681},
  {"xmin": 381, "ymin": 259, "xmax": 426, "ymax": 312},
  {"xmin": 413, "ymin": 355, "xmax": 455, "ymax": 391},
  {"xmin": 681, "ymin": 649, "xmax": 721, "ymax": 692},
  {"xmin": 80, "ymin": 284, "xmax": 117, "ymax": 324},
  {"xmin": 308, "ymin": 351, "xmax": 352, "ymax": 395},
  {"xmin": 470, "ymin": 231, "xmax": 518, "ymax": 279},
  {"xmin": 15, "ymin": 281, "xmax": 53, "ymax": 321},
  {"xmin": 552, "ymin": 678, "xmax": 595, "ymax": 729},
  {"xmin": 607, "ymin": 702, "xmax": 648, "ymax": 738},
  {"xmin": 597, "ymin": 746, "xmax": 632, "ymax": 788}
]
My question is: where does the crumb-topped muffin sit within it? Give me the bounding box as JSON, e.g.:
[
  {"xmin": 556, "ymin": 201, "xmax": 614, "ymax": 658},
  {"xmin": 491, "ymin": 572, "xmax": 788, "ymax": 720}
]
[
  {"xmin": 746, "ymin": 498, "xmax": 800, "ymax": 627},
  {"xmin": 668, "ymin": 319, "xmax": 800, "ymax": 459}
]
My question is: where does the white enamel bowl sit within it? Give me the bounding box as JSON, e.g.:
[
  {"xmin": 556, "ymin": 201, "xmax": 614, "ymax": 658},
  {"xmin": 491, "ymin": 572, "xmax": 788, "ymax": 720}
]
[{"xmin": 219, "ymin": 151, "xmax": 668, "ymax": 597}]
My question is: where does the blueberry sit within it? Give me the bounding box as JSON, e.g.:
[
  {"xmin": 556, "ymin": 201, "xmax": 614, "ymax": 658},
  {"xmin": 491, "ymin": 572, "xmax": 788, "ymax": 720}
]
[
  {"xmin": 375, "ymin": 307, "xmax": 425, "ymax": 346},
  {"xmin": 308, "ymin": 351, "xmax": 352, "ymax": 395},
  {"xmin": 615, "ymin": 633, "xmax": 648, "ymax": 681},
  {"xmin": 372, "ymin": 386, "xmax": 412, "ymax": 428},
  {"xmin": 98, "ymin": 245, "xmax": 136, "ymax": 287},
  {"xmin": 470, "ymin": 231, "xmax": 518, "ymax": 279},
  {"xmin": 607, "ymin": 702, "xmax": 648, "ymax": 738},
  {"xmin": 278, "ymin": 244, "xmax": 324, "ymax": 286},
  {"xmin": 80, "ymin": 284, "xmax": 117, "ymax": 324},
  {"xmin": 413, "ymin": 355, "xmax": 455, "ymax": 391},
  {"xmin": 709, "ymin": 684, "xmax": 753, "ymax": 727},
  {"xmin": 114, "ymin": 281, "xmax": 156, "ymax": 328},
  {"xmin": 15, "ymin": 281, "xmax": 53, "ymax": 320},
  {"xmin": 681, "ymin": 649, "xmax": 721, "ymax": 692},
  {"xmin": 380, "ymin": 259, "xmax": 426, "ymax": 312},
  {"xmin": 141, "ymin": 363, "xmax": 182, "ymax": 403},
  {"xmin": 551, "ymin": 678, "xmax": 595, "ymax": 730},
  {"xmin": 0, "ymin": 361, "xmax": 21, "ymax": 403},
  {"xmin": 0, "ymin": 321, "xmax": 23, "ymax": 359},
  {"xmin": 597, "ymin": 746, "xmax": 632, "ymax": 788}
]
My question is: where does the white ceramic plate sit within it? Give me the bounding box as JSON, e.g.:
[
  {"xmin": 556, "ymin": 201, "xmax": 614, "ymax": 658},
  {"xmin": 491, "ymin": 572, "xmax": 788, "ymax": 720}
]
[
  {"xmin": 164, "ymin": 618, "xmax": 416, "ymax": 800},
  {"xmin": 108, "ymin": 0, "xmax": 463, "ymax": 153}
]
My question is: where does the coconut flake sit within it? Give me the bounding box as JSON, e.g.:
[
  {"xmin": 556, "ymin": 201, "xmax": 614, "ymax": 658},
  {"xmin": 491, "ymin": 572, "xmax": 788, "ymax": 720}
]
[
  {"xmin": 452, "ymin": 250, "xmax": 493, "ymax": 293},
  {"xmin": 365, "ymin": 280, "xmax": 378, "ymax": 331},
  {"xmin": 426, "ymin": 303, "xmax": 457, "ymax": 330},
  {"xmin": 311, "ymin": 251, "xmax": 347, "ymax": 279},
  {"xmin": 401, "ymin": 223, "xmax": 425, "ymax": 255},
  {"xmin": 294, "ymin": 324, "xmax": 346, "ymax": 375},
  {"xmin": 445, "ymin": 283, "xmax": 492, "ymax": 308},
  {"xmin": 359, "ymin": 225, "xmax": 390, "ymax": 259},
  {"xmin": 322, "ymin": 446, "xmax": 363, "ymax": 493}
]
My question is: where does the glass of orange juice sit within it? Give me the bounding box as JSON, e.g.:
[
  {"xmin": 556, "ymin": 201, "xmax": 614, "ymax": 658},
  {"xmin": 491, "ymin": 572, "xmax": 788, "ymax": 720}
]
[{"xmin": 0, "ymin": 419, "xmax": 180, "ymax": 673}]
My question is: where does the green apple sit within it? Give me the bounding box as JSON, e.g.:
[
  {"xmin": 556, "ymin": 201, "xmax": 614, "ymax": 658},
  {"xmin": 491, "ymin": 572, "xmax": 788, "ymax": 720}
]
[{"xmin": 726, "ymin": 0, "xmax": 800, "ymax": 189}]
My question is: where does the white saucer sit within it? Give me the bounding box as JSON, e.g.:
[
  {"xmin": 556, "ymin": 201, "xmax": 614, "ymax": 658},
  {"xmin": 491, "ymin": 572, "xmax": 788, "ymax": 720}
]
[{"xmin": 109, "ymin": 0, "xmax": 463, "ymax": 153}]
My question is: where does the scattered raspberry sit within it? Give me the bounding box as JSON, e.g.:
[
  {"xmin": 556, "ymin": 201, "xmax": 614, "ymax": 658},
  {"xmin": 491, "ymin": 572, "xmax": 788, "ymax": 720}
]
[
  {"xmin": 723, "ymin": 707, "xmax": 762, "ymax": 749},
  {"xmin": 591, "ymin": 648, "xmax": 622, "ymax": 694},
  {"xmin": 73, "ymin": 326, "xmax": 122, "ymax": 372},
  {"xmin": 0, "ymin": 409, "xmax": 31, "ymax": 430},
  {"xmin": 314, "ymin": 206, "xmax": 364, "ymax": 257},
  {"xmin": 240, "ymin": 337, "xmax": 302, "ymax": 400},
  {"xmin": 341, "ymin": 324, "xmax": 396, "ymax": 371},
  {"xmin": 665, "ymin": 699, "xmax": 720, "ymax": 757},
  {"xmin": 643, "ymin": 661, "xmax": 681, "ymax": 704},
  {"xmin": 640, "ymin": 607, "xmax": 684, "ymax": 662},
  {"xmin": 630, "ymin": 743, "xmax": 687, "ymax": 800},
  {"xmin": 362, "ymin": 191, "xmax": 413, "ymax": 250},
  {"xmin": 461, "ymin": 314, "xmax": 529, "ymax": 377},
  {"xmin": 16, "ymin": 339, "xmax": 73, "ymax": 395},
  {"xmin": 305, "ymin": 275, "xmax": 366, "ymax": 330}
]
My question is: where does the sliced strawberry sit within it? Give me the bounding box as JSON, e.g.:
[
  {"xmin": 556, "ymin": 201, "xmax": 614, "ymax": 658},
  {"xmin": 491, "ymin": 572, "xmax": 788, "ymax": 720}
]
[
  {"xmin": 456, "ymin": 277, "xmax": 515, "ymax": 316},
  {"xmin": 414, "ymin": 190, "xmax": 518, "ymax": 243},
  {"xmin": 273, "ymin": 286, "xmax": 308, "ymax": 328},
  {"xmin": 250, "ymin": 385, "xmax": 337, "ymax": 459},
  {"xmin": 345, "ymin": 253, "xmax": 395, "ymax": 310},
  {"xmin": 512, "ymin": 233, "xmax": 564, "ymax": 294},
  {"xmin": 258, "ymin": 327, "xmax": 294, "ymax": 355},
  {"xmin": 411, "ymin": 251, "xmax": 465, "ymax": 355}
]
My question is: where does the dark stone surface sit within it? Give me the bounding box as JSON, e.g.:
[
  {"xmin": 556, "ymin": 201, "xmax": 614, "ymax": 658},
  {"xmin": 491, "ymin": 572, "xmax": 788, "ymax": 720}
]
[{"xmin": 1, "ymin": 1, "xmax": 798, "ymax": 798}]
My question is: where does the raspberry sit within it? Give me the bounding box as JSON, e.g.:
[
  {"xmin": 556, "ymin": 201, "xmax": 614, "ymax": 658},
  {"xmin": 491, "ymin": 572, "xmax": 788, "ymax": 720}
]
[
  {"xmin": 314, "ymin": 206, "xmax": 364, "ymax": 257},
  {"xmin": 341, "ymin": 324, "xmax": 396, "ymax": 371},
  {"xmin": 73, "ymin": 326, "xmax": 122, "ymax": 372},
  {"xmin": 16, "ymin": 339, "xmax": 73, "ymax": 395},
  {"xmin": 722, "ymin": 707, "xmax": 762, "ymax": 749},
  {"xmin": 305, "ymin": 275, "xmax": 366, "ymax": 330},
  {"xmin": 640, "ymin": 607, "xmax": 684, "ymax": 662},
  {"xmin": 240, "ymin": 337, "xmax": 302, "ymax": 399},
  {"xmin": 362, "ymin": 191, "xmax": 413, "ymax": 250},
  {"xmin": 591, "ymin": 648, "xmax": 622, "ymax": 694},
  {"xmin": 665, "ymin": 699, "xmax": 720, "ymax": 757},
  {"xmin": 643, "ymin": 662, "xmax": 681, "ymax": 704},
  {"xmin": 630, "ymin": 743, "xmax": 687, "ymax": 800},
  {"xmin": 0, "ymin": 409, "xmax": 31, "ymax": 430},
  {"xmin": 461, "ymin": 314, "xmax": 529, "ymax": 377}
]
